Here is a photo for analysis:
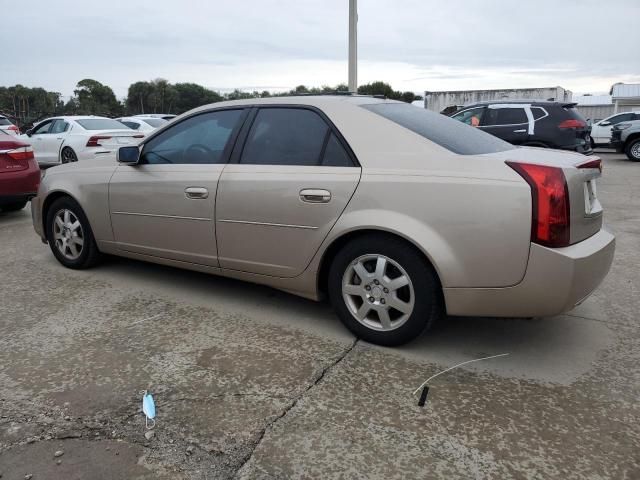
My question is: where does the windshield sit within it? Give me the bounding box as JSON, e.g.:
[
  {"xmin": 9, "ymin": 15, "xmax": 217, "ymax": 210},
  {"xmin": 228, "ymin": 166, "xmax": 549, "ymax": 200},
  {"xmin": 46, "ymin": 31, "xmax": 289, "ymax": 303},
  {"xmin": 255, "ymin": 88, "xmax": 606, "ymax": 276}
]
[
  {"xmin": 361, "ymin": 103, "xmax": 514, "ymax": 155},
  {"xmin": 75, "ymin": 118, "xmax": 131, "ymax": 130}
]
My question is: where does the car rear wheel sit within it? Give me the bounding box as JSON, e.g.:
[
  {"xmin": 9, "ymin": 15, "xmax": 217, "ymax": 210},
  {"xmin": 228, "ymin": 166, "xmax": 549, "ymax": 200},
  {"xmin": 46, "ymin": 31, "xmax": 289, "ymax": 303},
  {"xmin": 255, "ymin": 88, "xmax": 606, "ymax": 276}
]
[
  {"xmin": 0, "ymin": 201, "xmax": 27, "ymax": 212},
  {"xmin": 61, "ymin": 147, "xmax": 78, "ymax": 164},
  {"xmin": 625, "ymin": 139, "xmax": 640, "ymax": 162},
  {"xmin": 45, "ymin": 197, "xmax": 101, "ymax": 269},
  {"xmin": 328, "ymin": 234, "xmax": 440, "ymax": 346}
]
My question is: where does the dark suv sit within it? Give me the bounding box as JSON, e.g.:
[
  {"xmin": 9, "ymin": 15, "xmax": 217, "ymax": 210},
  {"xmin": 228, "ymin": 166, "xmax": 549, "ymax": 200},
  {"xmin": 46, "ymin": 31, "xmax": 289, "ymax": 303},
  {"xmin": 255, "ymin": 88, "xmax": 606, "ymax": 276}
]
[{"xmin": 449, "ymin": 101, "xmax": 592, "ymax": 154}]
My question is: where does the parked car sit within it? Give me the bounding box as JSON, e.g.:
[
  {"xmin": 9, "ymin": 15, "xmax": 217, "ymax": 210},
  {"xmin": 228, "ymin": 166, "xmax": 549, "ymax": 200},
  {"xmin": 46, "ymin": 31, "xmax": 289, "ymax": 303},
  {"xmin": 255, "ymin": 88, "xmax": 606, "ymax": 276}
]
[
  {"xmin": 135, "ymin": 114, "xmax": 176, "ymax": 121},
  {"xmin": 610, "ymin": 120, "xmax": 640, "ymax": 161},
  {"xmin": 116, "ymin": 116, "xmax": 168, "ymax": 133},
  {"xmin": 450, "ymin": 101, "xmax": 593, "ymax": 154},
  {"xmin": 0, "ymin": 130, "xmax": 40, "ymax": 212},
  {"xmin": 590, "ymin": 111, "xmax": 640, "ymax": 147},
  {"xmin": 30, "ymin": 96, "xmax": 614, "ymax": 346},
  {"xmin": 20, "ymin": 116, "xmax": 145, "ymax": 166},
  {"xmin": 0, "ymin": 115, "xmax": 20, "ymax": 136}
]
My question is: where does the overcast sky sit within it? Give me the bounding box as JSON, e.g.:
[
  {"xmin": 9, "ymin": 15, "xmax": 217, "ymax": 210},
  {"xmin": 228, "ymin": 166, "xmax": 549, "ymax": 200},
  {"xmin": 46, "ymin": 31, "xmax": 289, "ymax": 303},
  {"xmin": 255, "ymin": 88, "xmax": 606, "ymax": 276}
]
[{"xmin": 2, "ymin": 0, "xmax": 639, "ymax": 99}]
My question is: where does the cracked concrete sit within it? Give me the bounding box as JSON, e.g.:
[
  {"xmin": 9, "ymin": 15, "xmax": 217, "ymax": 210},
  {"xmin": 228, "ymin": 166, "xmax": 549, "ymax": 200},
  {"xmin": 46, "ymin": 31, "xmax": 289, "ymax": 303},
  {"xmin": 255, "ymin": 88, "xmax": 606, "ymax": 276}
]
[{"xmin": 1, "ymin": 151, "xmax": 639, "ymax": 479}]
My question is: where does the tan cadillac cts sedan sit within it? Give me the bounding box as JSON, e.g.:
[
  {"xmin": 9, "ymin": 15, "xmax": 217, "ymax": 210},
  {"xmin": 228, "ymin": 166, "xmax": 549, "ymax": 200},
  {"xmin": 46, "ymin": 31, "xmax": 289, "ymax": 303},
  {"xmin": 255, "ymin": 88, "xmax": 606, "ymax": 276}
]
[{"xmin": 31, "ymin": 96, "xmax": 615, "ymax": 345}]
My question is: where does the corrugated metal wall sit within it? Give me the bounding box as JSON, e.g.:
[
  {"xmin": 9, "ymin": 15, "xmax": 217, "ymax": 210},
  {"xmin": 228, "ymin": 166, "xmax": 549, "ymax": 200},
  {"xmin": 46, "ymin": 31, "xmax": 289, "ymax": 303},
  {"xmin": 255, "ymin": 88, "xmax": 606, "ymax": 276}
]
[
  {"xmin": 424, "ymin": 87, "xmax": 571, "ymax": 112},
  {"xmin": 575, "ymin": 105, "xmax": 614, "ymax": 123}
]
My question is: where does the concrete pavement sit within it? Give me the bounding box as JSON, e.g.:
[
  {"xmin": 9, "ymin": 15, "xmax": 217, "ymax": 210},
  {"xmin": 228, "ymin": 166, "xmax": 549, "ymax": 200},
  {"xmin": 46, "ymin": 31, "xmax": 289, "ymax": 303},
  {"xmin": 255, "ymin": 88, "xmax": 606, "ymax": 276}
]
[{"xmin": 0, "ymin": 151, "xmax": 638, "ymax": 479}]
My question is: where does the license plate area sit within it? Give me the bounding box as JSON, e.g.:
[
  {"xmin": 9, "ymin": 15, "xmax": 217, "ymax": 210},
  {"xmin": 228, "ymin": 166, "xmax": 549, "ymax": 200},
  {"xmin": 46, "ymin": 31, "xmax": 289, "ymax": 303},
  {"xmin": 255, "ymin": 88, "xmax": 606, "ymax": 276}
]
[{"xmin": 584, "ymin": 179, "xmax": 602, "ymax": 215}]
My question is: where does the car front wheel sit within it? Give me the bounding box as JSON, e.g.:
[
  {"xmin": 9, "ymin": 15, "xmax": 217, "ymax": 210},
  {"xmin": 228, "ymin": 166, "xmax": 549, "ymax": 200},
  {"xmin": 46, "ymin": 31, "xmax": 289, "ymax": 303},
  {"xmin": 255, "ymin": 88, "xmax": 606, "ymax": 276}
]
[
  {"xmin": 328, "ymin": 234, "xmax": 440, "ymax": 346},
  {"xmin": 625, "ymin": 138, "xmax": 640, "ymax": 162},
  {"xmin": 45, "ymin": 197, "xmax": 101, "ymax": 269}
]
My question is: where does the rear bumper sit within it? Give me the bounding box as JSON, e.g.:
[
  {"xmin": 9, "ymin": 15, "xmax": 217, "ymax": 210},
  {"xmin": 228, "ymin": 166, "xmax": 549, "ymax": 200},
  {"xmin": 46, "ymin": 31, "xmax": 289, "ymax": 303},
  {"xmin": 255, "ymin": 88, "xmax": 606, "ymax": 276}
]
[
  {"xmin": 0, "ymin": 193, "xmax": 36, "ymax": 206},
  {"xmin": 443, "ymin": 229, "xmax": 615, "ymax": 317}
]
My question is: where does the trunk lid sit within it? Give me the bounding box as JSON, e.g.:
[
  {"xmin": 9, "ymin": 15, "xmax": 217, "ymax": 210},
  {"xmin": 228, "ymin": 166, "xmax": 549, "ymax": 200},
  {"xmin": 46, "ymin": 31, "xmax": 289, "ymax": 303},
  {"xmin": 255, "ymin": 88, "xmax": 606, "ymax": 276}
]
[{"xmin": 0, "ymin": 138, "xmax": 32, "ymax": 173}]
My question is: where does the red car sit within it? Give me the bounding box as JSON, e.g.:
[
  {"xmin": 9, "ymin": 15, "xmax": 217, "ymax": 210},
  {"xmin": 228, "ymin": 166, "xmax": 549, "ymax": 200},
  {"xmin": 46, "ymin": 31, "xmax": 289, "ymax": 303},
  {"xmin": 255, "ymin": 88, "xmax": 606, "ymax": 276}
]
[{"xmin": 0, "ymin": 130, "xmax": 40, "ymax": 212}]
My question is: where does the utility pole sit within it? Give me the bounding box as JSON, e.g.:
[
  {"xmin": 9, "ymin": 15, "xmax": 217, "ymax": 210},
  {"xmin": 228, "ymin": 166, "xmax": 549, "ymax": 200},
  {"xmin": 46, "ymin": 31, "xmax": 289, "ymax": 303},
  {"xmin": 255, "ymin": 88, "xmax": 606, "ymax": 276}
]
[{"xmin": 348, "ymin": 0, "xmax": 358, "ymax": 93}]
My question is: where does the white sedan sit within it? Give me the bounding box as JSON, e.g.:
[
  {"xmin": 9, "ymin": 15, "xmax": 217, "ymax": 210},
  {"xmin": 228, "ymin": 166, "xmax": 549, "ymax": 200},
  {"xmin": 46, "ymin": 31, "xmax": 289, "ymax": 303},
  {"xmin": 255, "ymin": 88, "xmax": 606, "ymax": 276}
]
[
  {"xmin": 21, "ymin": 116, "xmax": 145, "ymax": 166},
  {"xmin": 116, "ymin": 116, "xmax": 168, "ymax": 133}
]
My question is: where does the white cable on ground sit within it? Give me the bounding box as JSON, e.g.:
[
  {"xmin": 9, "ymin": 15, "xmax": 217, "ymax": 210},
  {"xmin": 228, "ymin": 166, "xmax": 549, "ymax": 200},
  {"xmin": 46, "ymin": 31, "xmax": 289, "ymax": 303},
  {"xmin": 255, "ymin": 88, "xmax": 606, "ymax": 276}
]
[{"xmin": 412, "ymin": 353, "xmax": 510, "ymax": 396}]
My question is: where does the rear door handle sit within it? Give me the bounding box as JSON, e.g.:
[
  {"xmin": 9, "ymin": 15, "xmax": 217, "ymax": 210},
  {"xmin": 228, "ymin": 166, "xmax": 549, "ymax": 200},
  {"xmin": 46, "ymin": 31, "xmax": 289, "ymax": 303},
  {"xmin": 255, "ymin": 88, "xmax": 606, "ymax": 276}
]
[
  {"xmin": 513, "ymin": 129, "xmax": 527, "ymax": 133},
  {"xmin": 185, "ymin": 187, "xmax": 209, "ymax": 199},
  {"xmin": 300, "ymin": 189, "xmax": 331, "ymax": 203}
]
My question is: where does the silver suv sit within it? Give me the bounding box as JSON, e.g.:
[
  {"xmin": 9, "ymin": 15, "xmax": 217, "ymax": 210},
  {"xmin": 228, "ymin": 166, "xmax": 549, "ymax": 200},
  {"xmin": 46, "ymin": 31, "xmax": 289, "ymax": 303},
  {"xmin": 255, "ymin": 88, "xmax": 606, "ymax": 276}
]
[{"xmin": 611, "ymin": 120, "xmax": 640, "ymax": 161}]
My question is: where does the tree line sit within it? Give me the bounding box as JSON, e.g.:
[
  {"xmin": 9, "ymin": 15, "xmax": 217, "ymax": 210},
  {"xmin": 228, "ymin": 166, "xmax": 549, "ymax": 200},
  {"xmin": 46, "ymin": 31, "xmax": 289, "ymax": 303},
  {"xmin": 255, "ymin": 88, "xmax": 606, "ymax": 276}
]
[{"xmin": 0, "ymin": 79, "xmax": 422, "ymax": 127}]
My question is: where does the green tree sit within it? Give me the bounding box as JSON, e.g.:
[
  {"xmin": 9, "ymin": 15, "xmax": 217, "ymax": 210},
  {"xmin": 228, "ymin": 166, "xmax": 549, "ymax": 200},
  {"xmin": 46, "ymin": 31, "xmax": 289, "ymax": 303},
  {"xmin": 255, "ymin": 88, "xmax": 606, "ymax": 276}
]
[{"xmin": 74, "ymin": 79, "xmax": 120, "ymax": 115}]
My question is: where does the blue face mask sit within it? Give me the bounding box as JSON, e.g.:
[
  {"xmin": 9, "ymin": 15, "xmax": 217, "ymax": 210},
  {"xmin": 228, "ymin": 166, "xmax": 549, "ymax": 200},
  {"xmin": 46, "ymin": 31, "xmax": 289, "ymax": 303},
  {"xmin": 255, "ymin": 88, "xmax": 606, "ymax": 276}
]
[{"xmin": 142, "ymin": 391, "xmax": 156, "ymax": 429}]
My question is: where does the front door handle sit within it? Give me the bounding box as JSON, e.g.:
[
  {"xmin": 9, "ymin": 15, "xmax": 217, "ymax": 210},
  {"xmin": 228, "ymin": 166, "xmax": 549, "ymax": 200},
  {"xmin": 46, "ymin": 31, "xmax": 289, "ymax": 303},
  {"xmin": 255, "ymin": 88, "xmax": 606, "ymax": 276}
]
[
  {"xmin": 513, "ymin": 129, "xmax": 527, "ymax": 133},
  {"xmin": 300, "ymin": 189, "xmax": 331, "ymax": 203},
  {"xmin": 185, "ymin": 187, "xmax": 209, "ymax": 199}
]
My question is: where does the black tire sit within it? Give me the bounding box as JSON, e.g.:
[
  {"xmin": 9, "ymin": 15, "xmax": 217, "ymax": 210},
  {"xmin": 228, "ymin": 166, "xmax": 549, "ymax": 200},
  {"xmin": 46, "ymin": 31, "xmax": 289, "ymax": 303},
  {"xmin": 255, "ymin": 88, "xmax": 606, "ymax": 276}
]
[
  {"xmin": 61, "ymin": 147, "xmax": 78, "ymax": 164},
  {"xmin": 45, "ymin": 196, "xmax": 101, "ymax": 269},
  {"xmin": 590, "ymin": 138, "xmax": 595, "ymax": 150},
  {"xmin": 0, "ymin": 201, "xmax": 27, "ymax": 212},
  {"xmin": 328, "ymin": 234, "xmax": 441, "ymax": 346},
  {"xmin": 625, "ymin": 138, "xmax": 640, "ymax": 162}
]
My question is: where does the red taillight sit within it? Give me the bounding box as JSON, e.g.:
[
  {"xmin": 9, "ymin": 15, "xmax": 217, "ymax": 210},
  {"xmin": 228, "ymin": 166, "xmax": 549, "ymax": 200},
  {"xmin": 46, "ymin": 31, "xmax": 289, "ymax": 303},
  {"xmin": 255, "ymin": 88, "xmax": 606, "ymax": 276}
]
[
  {"xmin": 86, "ymin": 135, "xmax": 112, "ymax": 147},
  {"xmin": 507, "ymin": 161, "xmax": 570, "ymax": 248},
  {"xmin": 6, "ymin": 146, "xmax": 35, "ymax": 161},
  {"xmin": 558, "ymin": 119, "xmax": 586, "ymax": 129},
  {"xmin": 577, "ymin": 158, "xmax": 602, "ymax": 173},
  {"xmin": 7, "ymin": 125, "xmax": 19, "ymax": 133}
]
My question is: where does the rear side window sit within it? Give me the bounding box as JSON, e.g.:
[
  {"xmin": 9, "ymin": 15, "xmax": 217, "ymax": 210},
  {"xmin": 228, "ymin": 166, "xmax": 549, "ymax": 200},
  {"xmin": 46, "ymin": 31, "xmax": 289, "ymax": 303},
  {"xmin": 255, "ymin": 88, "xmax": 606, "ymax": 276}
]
[
  {"xmin": 76, "ymin": 119, "xmax": 132, "ymax": 130},
  {"xmin": 484, "ymin": 107, "xmax": 528, "ymax": 125},
  {"xmin": 0, "ymin": 118, "xmax": 12, "ymax": 126},
  {"xmin": 362, "ymin": 103, "xmax": 514, "ymax": 155},
  {"xmin": 240, "ymin": 108, "xmax": 329, "ymax": 166},
  {"xmin": 50, "ymin": 120, "xmax": 69, "ymax": 134},
  {"xmin": 322, "ymin": 133, "xmax": 353, "ymax": 167},
  {"xmin": 531, "ymin": 107, "xmax": 547, "ymax": 120}
]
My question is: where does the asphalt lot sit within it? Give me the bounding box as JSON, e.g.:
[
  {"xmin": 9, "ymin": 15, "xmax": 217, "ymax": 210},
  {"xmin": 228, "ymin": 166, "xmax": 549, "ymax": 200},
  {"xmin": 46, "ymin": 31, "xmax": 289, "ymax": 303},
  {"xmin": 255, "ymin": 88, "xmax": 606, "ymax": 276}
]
[{"xmin": 0, "ymin": 150, "xmax": 638, "ymax": 479}]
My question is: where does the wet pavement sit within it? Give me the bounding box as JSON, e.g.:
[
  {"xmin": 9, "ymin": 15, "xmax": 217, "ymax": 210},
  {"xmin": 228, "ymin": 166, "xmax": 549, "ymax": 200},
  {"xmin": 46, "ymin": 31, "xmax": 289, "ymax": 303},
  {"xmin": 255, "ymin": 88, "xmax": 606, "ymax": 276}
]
[{"xmin": 0, "ymin": 150, "xmax": 638, "ymax": 479}]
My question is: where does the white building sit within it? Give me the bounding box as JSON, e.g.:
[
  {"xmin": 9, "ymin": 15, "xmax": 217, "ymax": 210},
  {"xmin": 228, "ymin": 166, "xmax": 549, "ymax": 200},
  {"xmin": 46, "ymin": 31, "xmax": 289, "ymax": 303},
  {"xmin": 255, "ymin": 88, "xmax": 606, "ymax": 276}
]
[{"xmin": 611, "ymin": 83, "xmax": 640, "ymax": 113}]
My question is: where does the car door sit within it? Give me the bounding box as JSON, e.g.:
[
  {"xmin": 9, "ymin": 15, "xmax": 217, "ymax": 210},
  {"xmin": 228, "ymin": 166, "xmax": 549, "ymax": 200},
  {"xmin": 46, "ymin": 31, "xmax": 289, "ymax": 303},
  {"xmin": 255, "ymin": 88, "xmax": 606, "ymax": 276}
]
[
  {"xmin": 48, "ymin": 119, "xmax": 70, "ymax": 161},
  {"xmin": 216, "ymin": 106, "xmax": 361, "ymax": 278},
  {"xmin": 109, "ymin": 108, "xmax": 246, "ymax": 266},
  {"xmin": 28, "ymin": 119, "xmax": 55, "ymax": 163},
  {"xmin": 480, "ymin": 105, "xmax": 530, "ymax": 145},
  {"xmin": 592, "ymin": 113, "xmax": 633, "ymax": 144}
]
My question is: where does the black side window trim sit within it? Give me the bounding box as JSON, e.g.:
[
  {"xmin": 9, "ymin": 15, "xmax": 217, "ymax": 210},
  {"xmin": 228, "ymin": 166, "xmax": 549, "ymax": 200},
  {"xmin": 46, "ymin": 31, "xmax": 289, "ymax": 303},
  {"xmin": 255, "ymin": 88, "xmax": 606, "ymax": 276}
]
[
  {"xmin": 229, "ymin": 105, "xmax": 360, "ymax": 167},
  {"xmin": 139, "ymin": 108, "xmax": 249, "ymax": 165}
]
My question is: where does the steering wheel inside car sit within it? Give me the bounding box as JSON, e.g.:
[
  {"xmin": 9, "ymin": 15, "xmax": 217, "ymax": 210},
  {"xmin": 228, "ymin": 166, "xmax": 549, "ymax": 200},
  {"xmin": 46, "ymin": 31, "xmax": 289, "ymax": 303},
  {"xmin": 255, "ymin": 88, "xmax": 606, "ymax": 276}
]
[{"xmin": 184, "ymin": 143, "xmax": 215, "ymax": 164}]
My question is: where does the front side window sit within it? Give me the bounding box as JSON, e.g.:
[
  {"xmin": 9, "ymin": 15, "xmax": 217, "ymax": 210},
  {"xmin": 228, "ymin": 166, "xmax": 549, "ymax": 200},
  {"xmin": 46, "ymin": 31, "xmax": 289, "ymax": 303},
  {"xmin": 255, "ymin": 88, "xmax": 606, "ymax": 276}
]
[
  {"xmin": 240, "ymin": 108, "xmax": 330, "ymax": 166},
  {"xmin": 484, "ymin": 107, "xmax": 528, "ymax": 126},
  {"xmin": 141, "ymin": 109, "xmax": 243, "ymax": 165},
  {"xmin": 452, "ymin": 107, "xmax": 485, "ymax": 126},
  {"xmin": 33, "ymin": 120, "xmax": 53, "ymax": 134},
  {"xmin": 607, "ymin": 113, "xmax": 633, "ymax": 125}
]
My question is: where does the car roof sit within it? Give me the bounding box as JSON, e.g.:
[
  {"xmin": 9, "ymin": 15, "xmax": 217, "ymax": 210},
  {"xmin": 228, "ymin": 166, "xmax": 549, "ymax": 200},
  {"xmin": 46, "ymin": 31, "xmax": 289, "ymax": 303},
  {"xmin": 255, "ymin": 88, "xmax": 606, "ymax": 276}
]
[
  {"xmin": 186, "ymin": 94, "xmax": 399, "ymax": 115},
  {"xmin": 461, "ymin": 100, "xmax": 577, "ymax": 107}
]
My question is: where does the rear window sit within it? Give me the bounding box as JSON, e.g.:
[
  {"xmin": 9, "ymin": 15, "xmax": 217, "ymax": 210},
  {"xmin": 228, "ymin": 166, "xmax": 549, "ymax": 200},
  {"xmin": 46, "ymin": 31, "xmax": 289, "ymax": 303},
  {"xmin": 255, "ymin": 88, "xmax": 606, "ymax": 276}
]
[
  {"xmin": 141, "ymin": 118, "xmax": 167, "ymax": 128},
  {"xmin": 76, "ymin": 119, "xmax": 130, "ymax": 130},
  {"xmin": 0, "ymin": 118, "xmax": 13, "ymax": 126},
  {"xmin": 361, "ymin": 103, "xmax": 514, "ymax": 155}
]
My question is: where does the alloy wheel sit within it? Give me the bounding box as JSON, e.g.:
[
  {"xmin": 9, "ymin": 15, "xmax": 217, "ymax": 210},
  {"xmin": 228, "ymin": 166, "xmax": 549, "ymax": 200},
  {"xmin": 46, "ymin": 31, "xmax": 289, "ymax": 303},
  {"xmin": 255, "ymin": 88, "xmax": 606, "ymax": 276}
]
[
  {"xmin": 631, "ymin": 142, "xmax": 640, "ymax": 159},
  {"xmin": 52, "ymin": 209, "xmax": 84, "ymax": 260},
  {"xmin": 341, "ymin": 254, "xmax": 415, "ymax": 331},
  {"xmin": 62, "ymin": 148, "xmax": 77, "ymax": 163}
]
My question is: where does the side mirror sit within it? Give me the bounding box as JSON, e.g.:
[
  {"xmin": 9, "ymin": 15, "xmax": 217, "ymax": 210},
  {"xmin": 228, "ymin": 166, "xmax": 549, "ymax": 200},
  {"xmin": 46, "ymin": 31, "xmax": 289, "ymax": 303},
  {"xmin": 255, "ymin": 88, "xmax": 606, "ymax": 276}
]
[
  {"xmin": 117, "ymin": 145, "xmax": 141, "ymax": 165},
  {"xmin": 600, "ymin": 121, "xmax": 611, "ymax": 126},
  {"xmin": 26, "ymin": 129, "xmax": 33, "ymax": 137}
]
